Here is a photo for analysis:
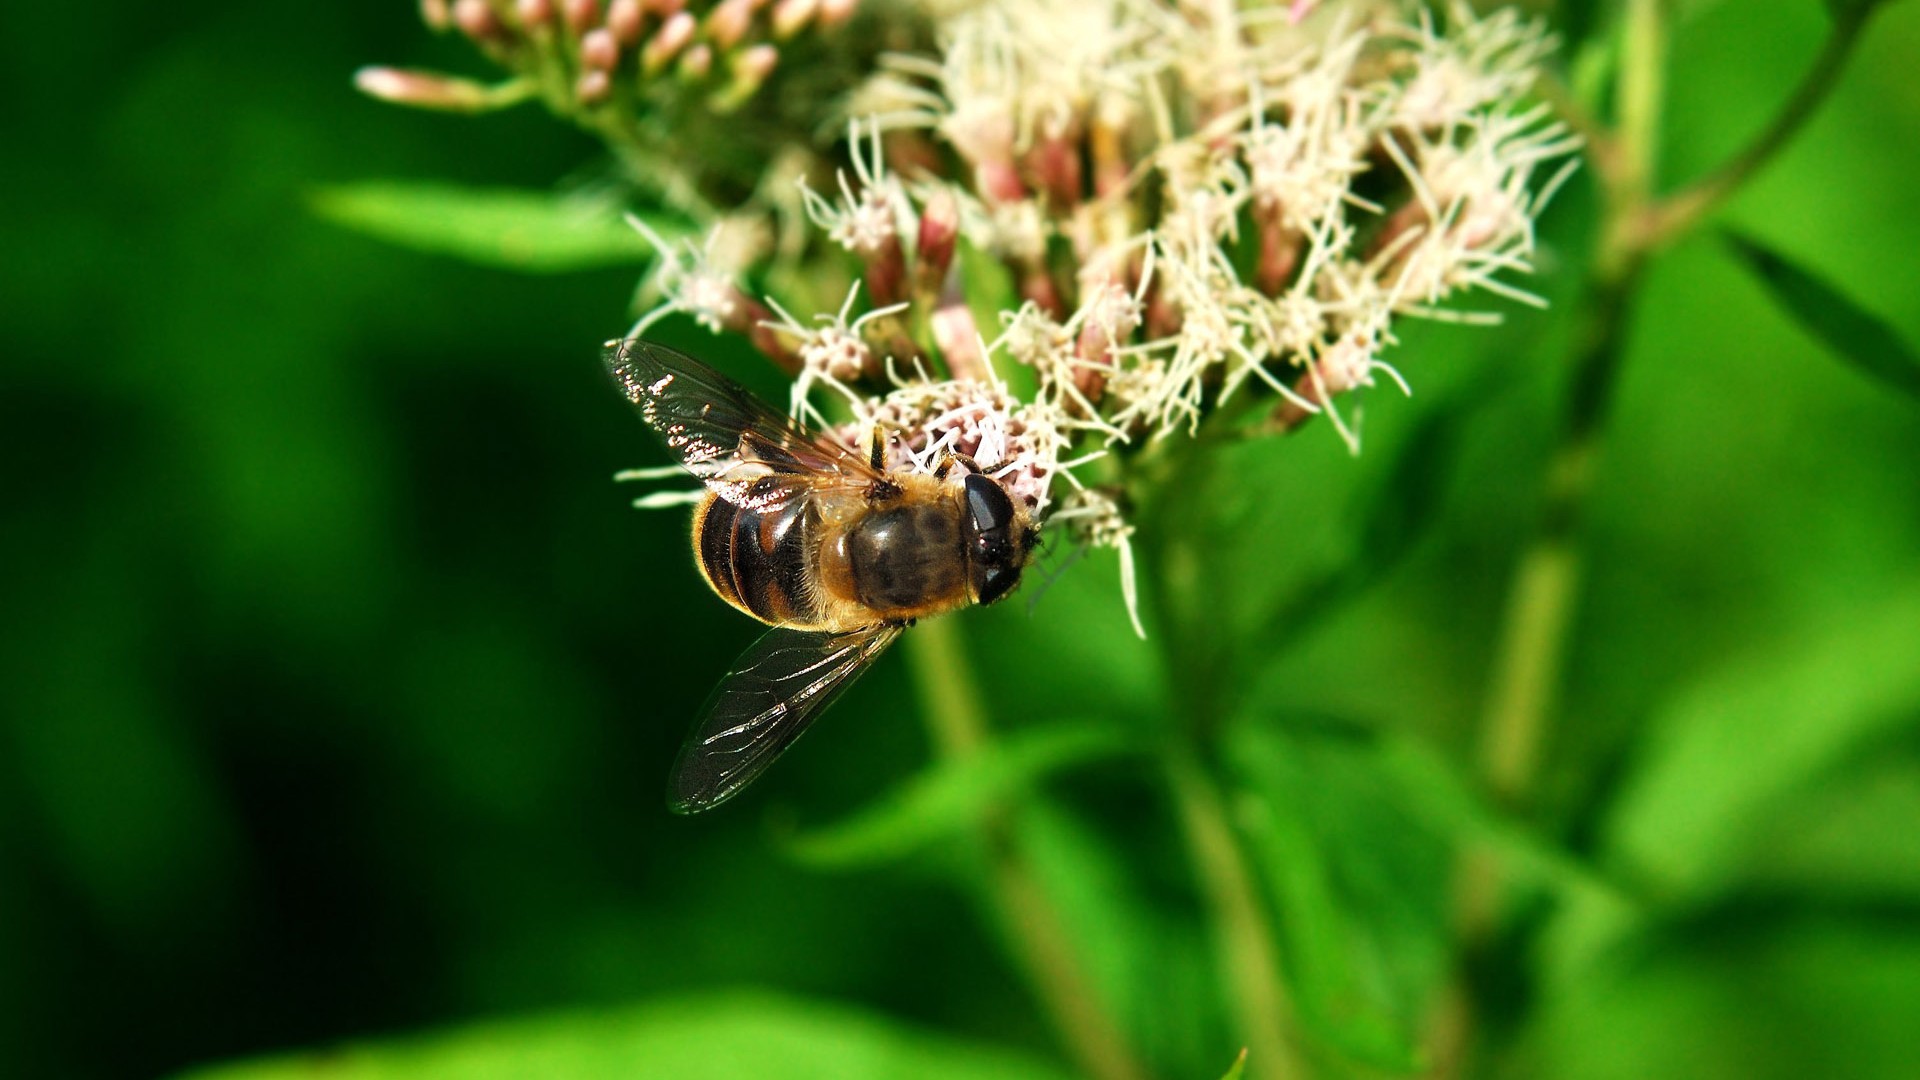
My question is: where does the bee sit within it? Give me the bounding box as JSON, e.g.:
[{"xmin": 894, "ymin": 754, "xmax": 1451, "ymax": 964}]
[{"xmin": 607, "ymin": 339, "xmax": 1039, "ymax": 813}]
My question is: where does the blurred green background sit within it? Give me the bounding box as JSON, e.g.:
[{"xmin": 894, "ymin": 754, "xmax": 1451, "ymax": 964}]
[{"xmin": 4, "ymin": 2, "xmax": 1920, "ymax": 1078}]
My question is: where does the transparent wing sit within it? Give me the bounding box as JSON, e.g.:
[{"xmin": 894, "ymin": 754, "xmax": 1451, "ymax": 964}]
[
  {"xmin": 668, "ymin": 622, "xmax": 905, "ymax": 814},
  {"xmin": 606, "ymin": 338, "xmax": 882, "ymax": 510}
]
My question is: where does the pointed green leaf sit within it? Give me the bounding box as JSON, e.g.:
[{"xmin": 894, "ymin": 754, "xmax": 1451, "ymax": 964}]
[
  {"xmin": 1014, "ymin": 799, "xmax": 1230, "ymax": 1073},
  {"xmin": 174, "ymin": 991, "xmax": 1074, "ymax": 1080},
  {"xmin": 1723, "ymin": 231, "xmax": 1920, "ymax": 401},
  {"xmin": 1223, "ymin": 720, "xmax": 1446, "ymax": 1072},
  {"xmin": 1233, "ymin": 786, "xmax": 1428, "ymax": 1072},
  {"xmin": 1603, "ymin": 575, "xmax": 1920, "ymax": 898},
  {"xmin": 782, "ymin": 722, "xmax": 1140, "ymax": 868},
  {"xmin": 1367, "ymin": 733, "xmax": 1624, "ymax": 907},
  {"xmin": 311, "ymin": 181, "xmax": 690, "ymax": 273},
  {"xmin": 1218, "ymin": 1048, "xmax": 1249, "ymax": 1080},
  {"xmin": 1822, "ymin": 0, "xmax": 1899, "ymax": 25}
]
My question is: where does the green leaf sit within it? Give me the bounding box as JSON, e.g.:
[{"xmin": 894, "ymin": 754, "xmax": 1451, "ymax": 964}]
[
  {"xmin": 1366, "ymin": 733, "xmax": 1625, "ymax": 907},
  {"xmin": 1014, "ymin": 798, "xmax": 1231, "ymax": 1074},
  {"xmin": 1722, "ymin": 231, "xmax": 1920, "ymax": 401},
  {"xmin": 1527, "ymin": 917, "xmax": 1920, "ymax": 1080},
  {"xmin": 174, "ymin": 991, "xmax": 1074, "ymax": 1080},
  {"xmin": 1822, "ymin": 0, "xmax": 1900, "ymax": 25},
  {"xmin": 1218, "ymin": 1048, "xmax": 1249, "ymax": 1080},
  {"xmin": 1233, "ymin": 786, "xmax": 1428, "ymax": 1071},
  {"xmin": 310, "ymin": 181, "xmax": 690, "ymax": 273},
  {"xmin": 1602, "ymin": 575, "xmax": 1920, "ymax": 900},
  {"xmin": 1241, "ymin": 391, "xmax": 1463, "ymax": 666},
  {"xmin": 1223, "ymin": 719, "xmax": 1449, "ymax": 1071},
  {"xmin": 782, "ymin": 722, "xmax": 1140, "ymax": 868}
]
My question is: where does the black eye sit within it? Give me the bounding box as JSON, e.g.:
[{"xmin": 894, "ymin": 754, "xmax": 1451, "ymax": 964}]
[
  {"xmin": 975, "ymin": 563, "xmax": 1018, "ymax": 605},
  {"xmin": 961, "ymin": 474, "xmax": 1025, "ymax": 604},
  {"xmin": 963, "ymin": 474, "xmax": 1014, "ymax": 539}
]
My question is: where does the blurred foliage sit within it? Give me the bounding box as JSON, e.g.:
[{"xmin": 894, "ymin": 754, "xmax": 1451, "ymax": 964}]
[
  {"xmin": 310, "ymin": 182, "xmax": 687, "ymax": 273},
  {"xmin": 4, "ymin": 2, "xmax": 1920, "ymax": 1080},
  {"xmin": 178, "ymin": 991, "xmax": 1073, "ymax": 1080}
]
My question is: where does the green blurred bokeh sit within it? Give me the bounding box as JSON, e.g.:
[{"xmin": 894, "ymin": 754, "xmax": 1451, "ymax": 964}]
[{"xmin": 3, "ymin": 2, "xmax": 1919, "ymax": 1078}]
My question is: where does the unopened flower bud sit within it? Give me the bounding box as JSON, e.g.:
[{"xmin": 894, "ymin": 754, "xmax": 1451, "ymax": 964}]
[
  {"xmin": 453, "ymin": 0, "xmax": 505, "ymax": 43},
  {"xmin": 516, "ymin": 0, "xmax": 555, "ymax": 28},
  {"xmin": 771, "ymin": 0, "xmax": 817, "ymax": 39},
  {"xmin": 914, "ymin": 188, "xmax": 959, "ymax": 296},
  {"xmin": 607, "ymin": 0, "xmax": 645, "ymax": 44},
  {"xmin": 705, "ymin": 0, "xmax": 755, "ymax": 51},
  {"xmin": 354, "ymin": 66, "xmax": 521, "ymax": 112},
  {"xmin": 420, "ymin": 0, "xmax": 453, "ymax": 31},
  {"xmin": 1027, "ymin": 133, "xmax": 1083, "ymax": 211},
  {"xmin": 818, "ymin": 0, "xmax": 857, "ymax": 28},
  {"xmin": 642, "ymin": 0, "xmax": 684, "ymax": 13},
  {"xmin": 680, "ymin": 44, "xmax": 713, "ymax": 80},
  {"xmin": 643, "ymin": 12, "xmax": 695, "ymax": 72},
  {"xmin": 932, "ymin": 301, "xmax": 989, "ymax": 384},
  {"xmin": 564, "ymin": 0, "xmax": 600, "ymax": 34},
  {"xmin": 581, "ymin": 27, "xmax": 621, "ymax": 70},
  {"xmin": 576, "ymin": 67, "xmax": 612, "ymax": 105},
  {"xmin": 735, "ymin": 43, "xmax": 778, "ymax": 88}
]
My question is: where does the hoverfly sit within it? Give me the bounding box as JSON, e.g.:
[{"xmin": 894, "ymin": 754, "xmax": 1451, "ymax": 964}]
[{"xmin": 607, "ymin": 340, "xmax": 1038, "ymax": 813}]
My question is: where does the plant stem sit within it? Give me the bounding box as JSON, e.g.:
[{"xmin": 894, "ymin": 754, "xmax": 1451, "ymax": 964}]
[
  {"xmin": 1641, "ymin": 6, "xmax": 1877, "ymax": 248},
  {"xmin": 1135, "ymin": 450, "xmax": 1305, "ymax": 1080},
  {"xmin": 1443, "ymin": 1, "xmax": 1881, "ymax": 1072},
  {"xmin": 1436, "ymin": 4, "xmax": 1667, "ymax": 1074},
  {"xmin": 903, "ymin": 619, "xmax": 1151, "ymax": 1080},
  {"xmin": 1166, "ymin": 746, "xmax": 1306, "ymax": 1080}
]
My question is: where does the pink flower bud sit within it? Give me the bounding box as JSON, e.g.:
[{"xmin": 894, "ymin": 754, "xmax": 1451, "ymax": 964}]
[
  {"xmin": 564, "ymin": 0, "xmax": 600, "ymax": 33},
  {"xmin": 419, "ymin": 0, "xmax": 453, "ymax": 31},
  {"xmin": 643, "ymin": 11, "xmax": 695, "ymax": 72},
  {"xmin": 914, "ymin": 188, "xmax": 959, "ymax": 295},
  {"xmin": 771, "ymin": 0, "xmax": 817, "ymax": 39},
  {"xmin": 581, "ymin": 27, "xmax": 621, "ymax": 69},
  {"xmin": 576, "ymin": 68, "xmax": 612, "ymax": 105},
  {"xmin": 735, "ymin": 43, "xmax": 778, "ymax": 87},
  {"xmin": 705, "ymin": 0, "xmax": 754, "ymax": 50},
  {"xmin": 1026, "ymin": 134, "xmax": 1083, "ymax": 211},
  {"xmin": 453, "ymin": 0, "xmax": 505, "ymax": 42},
  {"xmin": 515, "ymin": 0, "xmax": 555, "ymax": 28},
  {"xmin": 607, "ymin": 0, "xmax": 645, "ymax": 43},
  {"xmin": 679, "ymin": 43, "xmax": 713, "ymax": 80},
  {"xmin": 354, "ymin": 66, "xmax": 505, "ymax": 112},
  {"xmin": 818, "ymin": 0, "xmax": 857, "ymax": 28},
  {"xmin": 932, "ymin": 302, "xmax": 990, "ymax": 384}
]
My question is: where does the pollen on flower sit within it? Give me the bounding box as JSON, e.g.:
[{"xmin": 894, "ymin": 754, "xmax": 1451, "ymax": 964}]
[{"xmin": 842, "ymin": 378, "xmax": 1067, "ymax": 517}]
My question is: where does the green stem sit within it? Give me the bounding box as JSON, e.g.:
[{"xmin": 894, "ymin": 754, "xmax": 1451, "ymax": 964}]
[
  {"xmin": 1166, "ymin": 747, "xmax": 1306, "ymax": 1080},
  {"xmin": 1435, "ymin": 5, "xmax": 1667, "ymax": 1074},
  {"xmin": 1443, "ymin": 2, "xmax": 1882, "ymax": 1072},
  {"xmin": 1641, "ymin": 7, "xmax": 1877, "ymax": 249},
  {"xmin": 1136, "ymin": 449, "xmax": 1304, "ymax": 1080},
  {"xmin": 903, "ymin": 619, "xmax": 1152, "ymax": 1080}
]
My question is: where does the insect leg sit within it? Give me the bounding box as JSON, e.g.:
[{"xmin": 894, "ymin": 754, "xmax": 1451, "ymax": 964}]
[
  {"xmin": 934, "ymin": 452, "xmax": 984, "ymax": 480},
  {"xmin": 868, "ymin": 424, "xmax": 888, "ymax": 472}
]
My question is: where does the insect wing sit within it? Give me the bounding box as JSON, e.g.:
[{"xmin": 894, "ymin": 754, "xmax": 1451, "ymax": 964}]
[
  {"xmin": 668, "ymin": 623, "xmax": 904, "ymax": 813},
  {"xmin": 606, "ymin": 338, "xmax": 882, "ymax": 509}
]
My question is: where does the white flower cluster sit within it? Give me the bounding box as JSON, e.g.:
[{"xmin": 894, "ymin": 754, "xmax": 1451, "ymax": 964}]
[{"xmin": 631, "ymin": 0, "xmax": 1576, "ymax": 632}]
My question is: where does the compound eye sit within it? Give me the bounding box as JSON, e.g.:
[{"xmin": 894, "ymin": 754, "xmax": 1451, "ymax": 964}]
[
  {"xmin": 975, "ymin": 562, "xmax": 1020, "ymax": 606},
  {"xmin": 963, "ymin": 473, "xmax": 1014, "ymax": 540}
]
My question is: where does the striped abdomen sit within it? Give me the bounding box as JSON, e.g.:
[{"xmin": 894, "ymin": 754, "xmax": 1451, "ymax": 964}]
[{"xmin": 693, "ymin": 493, "xmax": 826, "ymax": 629}]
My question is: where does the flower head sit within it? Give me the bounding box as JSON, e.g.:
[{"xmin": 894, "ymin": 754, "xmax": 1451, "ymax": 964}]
[{"xmin": 590, "ymin": 0, "xmax": 1577, "ymax": 631}]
